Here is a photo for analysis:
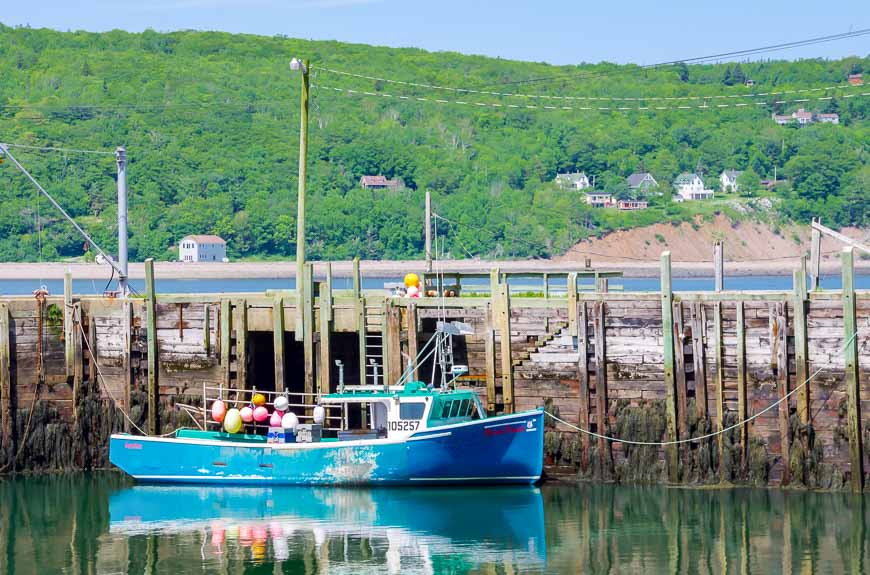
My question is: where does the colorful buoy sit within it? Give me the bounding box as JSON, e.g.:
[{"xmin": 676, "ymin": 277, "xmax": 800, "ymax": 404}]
[
  {"xmin": 253, "ymin": 406, "xmax": 270, "ymax": 422},
  {"xmin": 240, "ymin": 406, "xmax": 254, "ymax": 423},
  {"xmin": 223, "ymin": 408, "xmax": 242, "ymax": 434},
  {"xmin": 252, "ymin": 393, "xmax": 266, "ymax": 407},
  {"xmin": 211, "ymin": 400, "xmax": 227, "ymax": 423}
]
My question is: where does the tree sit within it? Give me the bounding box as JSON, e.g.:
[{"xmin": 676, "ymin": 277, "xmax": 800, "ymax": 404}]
[{"xmin": 736, "ymin": 168, "xmax": 761, "ymax": 196}]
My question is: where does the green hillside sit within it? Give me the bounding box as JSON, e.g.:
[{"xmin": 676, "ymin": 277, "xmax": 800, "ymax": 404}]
[{"xmin": 0, "ymin": 24, "xmax": 867, "ymax": 262}]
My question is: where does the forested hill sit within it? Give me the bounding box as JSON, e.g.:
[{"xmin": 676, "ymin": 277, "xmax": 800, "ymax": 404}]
[{"xmin": 0, "ymin": 25, "xmax": 867, "ymax": 263}]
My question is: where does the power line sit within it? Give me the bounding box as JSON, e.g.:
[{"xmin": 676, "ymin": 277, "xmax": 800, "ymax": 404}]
[
  {"xmin": 314, "ymin": 66, "xmax": 863, "ymax": 103},
  {"xmin": 470, "ymin": 27, "xmax": 870, "ymax": 89},
  {"xmin": 1, "ymin": 142, "xmax": 116, "ymax": 155},
  {"xmin": 313, "ymin": 83, "xmax": 869, "ymax": 113}
]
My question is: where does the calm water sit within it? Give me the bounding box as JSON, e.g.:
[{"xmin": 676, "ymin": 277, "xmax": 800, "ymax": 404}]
[
  {"xmin": 0, "ymin": 473, "xmax": 866, "ymax": 574},
  {"xmin": 1, "ymin": 273, "xmax": 868, "ymax": 295}
]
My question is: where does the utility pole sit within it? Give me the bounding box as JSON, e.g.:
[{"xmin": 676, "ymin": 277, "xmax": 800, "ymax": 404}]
[
  {"xmin": 115, "ymin": 147, "xmax": 129, "ymax": 295},
  {"xmin": 425, "ymin": 191, "xmax": 432, "ymax": 273},
  {"xmin": 291, "ymin": 58, "xmax": 310, "ymax": 341}
]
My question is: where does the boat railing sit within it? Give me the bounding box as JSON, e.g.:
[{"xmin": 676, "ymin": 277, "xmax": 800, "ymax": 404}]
[{"xmin": 202, "ymin": 385, "xmax": 345, "ymax": 432}]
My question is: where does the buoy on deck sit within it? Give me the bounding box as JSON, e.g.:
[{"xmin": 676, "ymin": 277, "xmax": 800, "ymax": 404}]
[
  {"xmin": 281, "ymin": 412, "xmax": 299, "ymax": 430},
  {"xmin": 253, "ymin": 406, "xmax": 269, "ymax": 422},
  {"xmin": 270, "ymin": 411, "xmax": 283, "ymax": 427},
  {"xmin": 252, "ymin": 393, "xmax": 266, "ymax": 407},
  {"xmin": 274, "ymin": 395, "xmax": 289, "ymax": 412},
  {"xmin": 240, "ymin": 406, "xmax": 254, "ymax": 423},
  {"xmin": 224, "ymin": 408, "xmax": 242, "ymax": 433},
  {"xmin": 211, "ymin": 400, "xmax": 227, "ymax": 423},
  {"xmin": 313, "ymin": 405, "xmax": 325, "ymax": 425}
]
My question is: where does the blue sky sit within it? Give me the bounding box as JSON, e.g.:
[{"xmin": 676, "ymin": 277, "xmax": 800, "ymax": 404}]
[{"xmin": 2, "ymin": 0, "xmax": 868, "ymax": 65}]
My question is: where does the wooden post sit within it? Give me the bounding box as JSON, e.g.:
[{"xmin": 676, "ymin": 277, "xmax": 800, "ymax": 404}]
[
  {"xmin": 384, "ymin": 300, "xmax": 402, "ymax": 386},
  {"xmin": 273, "ymin": 296, "xmax": 285, "ymax": 393},
  {"xmin": 352, "ymin": 257, "xmax": 362, "ymax": 298},
  {"xmin": 543, "ymin": 273, "xmax": 550, "ymax": 300},
  {"xmin": 497, "ymin": 283, "xmax": 514, "ymax": 414},
  {"xmin": 123, "ymin": 300, "xmax": 132, "ymax": 430},
  {"xmin": 144, "ymin": 258, "xmax": 158, "ymax": 435},
  {"xmin": 567, "ymin": 272, "xmax": 578, "ymax": 335},
  {"xmin": 842, "ymin": 247, "xmax": 864, "ymax": 492},
  {"xmin": 690, "ymin": 303, "xmax": 708, "ymax": 419},
  {"xmin": 202, "ymin": 304, "xmax": 211, "ymax": 355},
  {"xmin": 357, "ymin": 296, "xmax": 367, "ymax": 388},
  {"xmin": 0, "ymin": 304, "xmax": 13, "ymax": 461},
  {"xmin": 406, "ymin": 302, "xmax": 419, "ymax": 380},
  {"xmin": 809, "ymin": 222, "xmax": 821, "ymax": 291},
  {"xmin": 714, "ymin": 302, "xmax": 726, "ymax": 481},
  {"xmin": 220, "ymin": 299, "xmax": 232, "ymax": 390},
  {"xmin": 64, "ymin": 270, "xmax": 74, "ymax": 377},
  {"xmin": 235, "ymin": 299, "xmax": 248, "ymax": 391},
  {"xmin": 425, "ymin": 191, "xmax": 432, "ymax": 274},
  {"xmin": 485, "ymin": 302, "xmax": 497, "ymax": 414},
  {"xmin": 303, "ymin": 263, "xmax": 315, "ymax": 399},
  {"xmin": 736, "ymin": 301, "xmax": 748, "ymax": 469},
  {"xmin": 592, "ymin": 301, "xmax": 610, "ymax": 473},
  {"xmin": 793, "ymin": 266, "xmax": 810, "ymax": 425},
  {"xmin": 660, "ymin": 252, "xmax": 680, "ymax": 482},
  {"xmin": 775, "ymin": 301, "xmax": 791, "ymax": 485},
  {"xmin": 673, "ymin": 301, "xmax": 688, "ymax": 438},
  {"xmin": 73, "ymin": 305, "xmax": 84, "ymax": 420},
  {"xmin": 318, "ymin": 265, "xmax": 333, "ymax": 394},
  {"xmin": 714, "ymin": 241, "xmax": 724, "ymax": 292},
  {"xmin": 577, "ymin": 301, "xmax": 590, "ymax": 471}
]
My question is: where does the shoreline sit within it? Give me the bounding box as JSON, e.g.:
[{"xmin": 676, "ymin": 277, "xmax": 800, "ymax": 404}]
[{"xmin": 1, "ymin": 256, "xmax": 865, "ymax": 281}]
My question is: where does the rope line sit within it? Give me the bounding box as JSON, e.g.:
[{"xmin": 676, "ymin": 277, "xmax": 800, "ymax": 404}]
[
  {"xmin": 543, "ymin": 333, "xmax": 859, "ymax": 446},
  {"xmin": 314, "ymin": 66, "xmax": 865, "ymax": 102},
  {"xmin": 312, "ymin": 83, "xmax": 869, "ymax": 112}
]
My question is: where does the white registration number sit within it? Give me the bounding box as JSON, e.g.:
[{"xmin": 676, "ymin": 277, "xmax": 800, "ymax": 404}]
[{"xmin": 388, "ymin": 420, "xmax": 420, "ymax": 431}]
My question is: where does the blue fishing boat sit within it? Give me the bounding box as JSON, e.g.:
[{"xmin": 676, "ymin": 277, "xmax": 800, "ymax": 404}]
[{"xmin": 110, "ymin": 322, "xmax": 544, "ymax": 485}]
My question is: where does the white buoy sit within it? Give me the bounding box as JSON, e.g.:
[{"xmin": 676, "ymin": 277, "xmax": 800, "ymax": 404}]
[
  {"xmin": 281, "ymin": 411, "xmax": 299, "ymax": 430},
  {"xmin": 313, "ymin": 405, "xmax": 325, "ymax": 425}
]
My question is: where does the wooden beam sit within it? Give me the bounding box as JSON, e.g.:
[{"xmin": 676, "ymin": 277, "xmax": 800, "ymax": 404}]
[
  {"xmin": 64, "ymin": 270, "xmax": 74, "ymax": 377},
  {"xmin": 775, "ymin": 301, "xmax": 791, "ymax": 485},
  {"xmin": 273, "ymin": 296, "xmax": 285, "ymax": 393},
  {"xmin": 234, "ymin": 298, "xmax": 248, "ymax": 391},
  {"xmin": 73, "ymin": 304, "xmax": 84, "ymax": 421},
  {"xmin": 673, "ymin": 300, "xmax": 688, "ymax": 438},
  {"xmin": 793, "ymin": 267, "xmax": 810, "ymax": 425},
  {"xmin": 318, "ymin": 270, "xmax": 333, "ymax": 394},
  {"xmin": 303, "ymin": 263, "xmax": 315, "ymax": 399},
  {"xmin": 577, "ymin": 301, "xmax": 590, "ymax": 472},
  {"xmin": 220, "ymin": 298, "xmax": 231, "ymax": 390},
  {"xmin": 497, "ymin": 283, "xmax": 514, "ymax": 414},
  {"xmin": 813, "ymin": 220, "xmax": 870, "ymax": 255},
  {"xmin": 384, "ymin": 300, "xmax": 402, "ymax": 386},
  {"xmin": 660, "ymin": 252, "xmax": 680, "ymax": 482},
  {"xmin": 406, "ymin": 302, "xmax": 419, "ymax": 380},
  {"xmin": 714, "ymin": 302, "xmax": 726, "ymax": 481},
  {"xmin": 123, "ymin": 300, "xmax": 132, "ymax": 431},
  {"xmin": 690, "ymin": 302, "xmax": 708, "ymax": 419},
  {"xmin": 809, "ymin": 222, "xmax": 821, "ymax": 291},
  {"xmin": 736, "ymin": 301, "xmax": 748, "ymax": 469},
  {"xmin": 357, "ymin": 296, "xmax": 367, "ymax": 388},
  {"xmin": 202, "ymin": 304, "xmax": 211, "ymax": 355},
  {"xmin": 714, "ymin": 241, "xmax": 724, "ymax": 292},
  {"xmin": 592, "ymin": 301, "xmax": 610, "ymax": 474},
  {"xmin": 567, "ymin": 272, "xmax": 578, "ymax": 335},
  {"xmin": 144, "ymin": 258, "xmax": 158, "ymax": 435},
  {"xmin": 485, "ymin": 302, "xmax": 497, "ymax": 414},
  {"xmin": 352, "ymin": 257, "xmax": 361, "ymax": 299},
  {"xmin": 0, "ymin": 303, "xmax": 13, "ymax": 462},
  {"xmin": 841, "ymin": 247, "xmax": 864, "ymax": 492}
]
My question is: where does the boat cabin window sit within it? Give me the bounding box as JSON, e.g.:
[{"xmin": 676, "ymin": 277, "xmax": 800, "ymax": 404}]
[
  {"xmin": 371, "ymin": 402, "xmax": 388, "ymax": 431},
  {"xmin": 441, "ymin": 401, "xmax": 453, "ymax": 418},
  {"xmin": 399, "ymin": 402, "xmax": 425, "ymax": 420}
]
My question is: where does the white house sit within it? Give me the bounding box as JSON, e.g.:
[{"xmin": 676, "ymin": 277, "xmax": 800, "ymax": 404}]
[
  {"xmin": 585, "ymin": 191, "xmax": 614, "ymax": 208},
  {"xmin": 179, "ymin": 235, "xmax": 227, "ymax": 262},
  {"xmin": 720, "ymin": 170, "xmax": 742, "ymax": 193},
  {"xmin": 555, "ymin": 172, "xmax": 591, "ymax": 190},
  {"xmin": 673, "ymin": 173, "xmax": 714, "ymax": 201}
]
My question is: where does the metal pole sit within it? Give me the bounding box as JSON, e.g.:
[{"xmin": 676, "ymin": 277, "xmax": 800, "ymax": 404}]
[
  {"xmin": 294, "ymin": 60, "xmax": 310, "ymax": 342},
  {"xmin": 116, "ymin": 147, "xmax": 129, "ymax": 295},
  {"xmin": 425, "ymin": 191, "xmax": 432, "ymax": 273},
  {"xmin": 714, "ymin": 241, "xmax": 724, "ymax": 292}
]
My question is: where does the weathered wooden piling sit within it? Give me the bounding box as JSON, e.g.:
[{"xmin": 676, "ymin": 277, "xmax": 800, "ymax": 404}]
[
  {"xmin": 496, "ymin": 282, "xmax": 513, "ymax": 414},
  {"xmin": 660, "ymin": 252, "xmax": 680, "ymax": 481},
  {"xmin": 144, "ymin": 259, "xmax": 158, "ymax": 435},
  {"xmin": 273, "ymin": 296, "xmax": 285, "ymax": 392},
  {"xmin": 0, "ymin": 303, "xmax": 12, "ymax": 460},
  {"xmin": 234, "ymin": 298, "xmax": 248, "ymax": 390},
  {"xmin": 735, "ymin": 301, "xmax": 748, "ymax": 469},
  {"xmin": 318, "ymin": 263, "xmax": 333, "ymax": 394},
  {"xmin": 841, "ymin": 247, "xmax": 864, "ymax": 492}
]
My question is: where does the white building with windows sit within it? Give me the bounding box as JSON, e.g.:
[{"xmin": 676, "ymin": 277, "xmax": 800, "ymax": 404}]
[
  {"xmin": 720, "ymin": 170, "xmax": 742, "ymax": 193},
  {"xmin": 179, "ymin": 235, "xmax": 227, "ymax": 262},
  {"xmin": 673, "ymin": 173, "xmax": 714, "ymax": 201},
  {"xmin": 555, "ymin": 172, "xmax": 591, "ymax": 190}
]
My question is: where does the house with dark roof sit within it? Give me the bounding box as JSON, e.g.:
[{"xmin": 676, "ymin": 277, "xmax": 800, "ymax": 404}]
[
  {"xmin": 179, "ymin": 235, "xmax": 227, "ymax": 262},
  {"xmin": 626, "ymin": 172, "xmax": 658, "ymax": 193},
  {"xmin": 585, "ymin": 191, "xmax": 614, "ymax": 208},
  {"xmin": 720, "ymin": 170, "xmax": 742, "ymax": 193},
  {"xmin": 360, "ymin": 175, "xmax": 402, "ymax": 190},
  {"xmin": 555, "ymin": 172, "xmax": 591, "ymax": 190}
]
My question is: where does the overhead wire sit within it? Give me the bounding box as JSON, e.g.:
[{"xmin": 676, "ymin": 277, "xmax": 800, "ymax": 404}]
[{"xmin": 1, "ymin": 142, "xmax": 116, "ymax": 155}]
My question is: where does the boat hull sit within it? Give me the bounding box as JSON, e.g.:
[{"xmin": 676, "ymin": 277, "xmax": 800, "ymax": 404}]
[{"xmin": 110, "ymin": 410, "xmax": 544, "ymax": 486}]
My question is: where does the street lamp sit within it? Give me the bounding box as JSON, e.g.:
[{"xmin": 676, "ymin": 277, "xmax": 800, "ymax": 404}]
[{"xmin": 291, "ymin": 57, "xmax": 310, "ymax": 342}]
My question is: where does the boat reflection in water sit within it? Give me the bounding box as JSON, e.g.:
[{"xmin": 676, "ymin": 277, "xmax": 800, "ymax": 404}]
[{"xmin": 108, "ymin": 485, "xmax": 546, "ymax": 573}]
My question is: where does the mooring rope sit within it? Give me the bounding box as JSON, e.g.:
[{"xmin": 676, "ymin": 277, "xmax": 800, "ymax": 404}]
[{"xmin": 544, "ymin": 331, "xmax": 861, "ymax": 447}]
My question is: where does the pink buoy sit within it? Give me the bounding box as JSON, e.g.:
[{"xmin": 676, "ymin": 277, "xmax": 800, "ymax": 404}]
[
  {"xmin": 211, "ymin": 400, "xmax": 227, "ymax": 423},
  {"xmin": 253, "ymin": 406, "xmax": 269, "ymax": 422},
  {"xmin": 240, "ymin": 406, "xmax": 254, "ymax": 423},
  {"xmin": 270, "ymin": 411, "xmax": 284, "ymax": 427}
]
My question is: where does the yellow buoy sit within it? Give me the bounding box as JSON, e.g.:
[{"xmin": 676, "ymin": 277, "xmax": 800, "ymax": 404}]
[
  {"xmin": 404, "ymin": 273, "xmax": 420, "ymax": 288},
  {"xmin": 224, "ymin": 408, "xmax": 243, "ymax": 434},
  {"xmin": 252, "ymin": 393, "xmax": 266, "ymax": 407}
]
